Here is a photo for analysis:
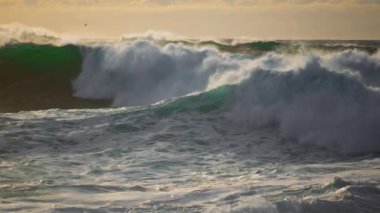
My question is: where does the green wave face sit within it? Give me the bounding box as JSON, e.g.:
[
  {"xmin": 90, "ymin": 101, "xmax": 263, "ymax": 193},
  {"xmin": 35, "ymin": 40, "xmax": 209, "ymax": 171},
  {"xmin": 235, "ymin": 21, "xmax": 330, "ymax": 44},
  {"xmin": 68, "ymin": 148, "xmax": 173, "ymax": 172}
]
[
  {"xmin": 0, "ymin": 43, "xmax": 82, "ymax": 74},
  {"xmin": 0, "ymin": 43, "xmax": 110, "ymax": 112},
  {"xmin": 154, "ymin": 85, "xmax": 235, "ymax": 117}
]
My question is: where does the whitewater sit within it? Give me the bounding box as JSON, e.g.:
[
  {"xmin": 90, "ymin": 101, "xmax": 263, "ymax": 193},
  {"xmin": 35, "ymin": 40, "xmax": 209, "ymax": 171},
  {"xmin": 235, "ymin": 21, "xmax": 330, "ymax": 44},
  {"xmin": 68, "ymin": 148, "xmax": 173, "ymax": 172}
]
[{"xmin": 0, "ymin": 25, "xmax": 380, "ymax": 212}]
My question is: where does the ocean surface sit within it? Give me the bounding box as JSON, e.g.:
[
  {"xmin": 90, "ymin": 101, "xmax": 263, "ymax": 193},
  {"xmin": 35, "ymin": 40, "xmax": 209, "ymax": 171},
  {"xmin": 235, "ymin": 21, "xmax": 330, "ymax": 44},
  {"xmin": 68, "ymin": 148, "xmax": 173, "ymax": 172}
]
[{"xmin": 1, "ymin": 25, "xmax": 380, "ymax": 212}]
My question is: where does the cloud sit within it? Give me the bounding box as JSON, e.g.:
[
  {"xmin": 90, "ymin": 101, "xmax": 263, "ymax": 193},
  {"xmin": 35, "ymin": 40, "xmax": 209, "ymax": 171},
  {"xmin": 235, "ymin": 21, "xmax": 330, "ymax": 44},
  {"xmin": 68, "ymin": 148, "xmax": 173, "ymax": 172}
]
[
  {"xmin": 2, "ymin": 0, "xmax": 380, "ymax": 7},
  {"xmin": 23, "ymin": 0, "xmax": 38, "ymax": 4}
]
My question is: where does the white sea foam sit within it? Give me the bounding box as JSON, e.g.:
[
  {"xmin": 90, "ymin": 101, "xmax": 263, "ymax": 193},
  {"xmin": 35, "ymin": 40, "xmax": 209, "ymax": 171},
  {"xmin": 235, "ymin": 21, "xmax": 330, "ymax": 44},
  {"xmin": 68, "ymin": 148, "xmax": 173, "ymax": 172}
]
[{"xmin": 73, "ymin": 40, "xmax": 242, "ymax": 106}]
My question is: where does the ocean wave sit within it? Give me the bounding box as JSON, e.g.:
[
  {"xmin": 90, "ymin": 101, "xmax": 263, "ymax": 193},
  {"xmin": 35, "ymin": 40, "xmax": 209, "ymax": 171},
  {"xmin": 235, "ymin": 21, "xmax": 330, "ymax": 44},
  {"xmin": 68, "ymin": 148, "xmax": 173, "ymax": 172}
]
[
  {"xmin": 275, "ymin": 180, "xmax": 380, "ymax": 213},
  {"xmin": 73, "ymin": 40, "xmax": 243, "ymax": 106},
  {"xmin": 74, "ymin": 41, "xmax": 380, "ymax": 99},
  {"xmin": 77, "ymin": 41, "xmax": 380, "ymax": 154},
  {"xmin": 1, "ymin": 35, "xmax": 380, "ymax": 154},
  {"xmin": 211, "ymin": 177, "xmax": 380, "ymax": 213},
  {"xmin": 230, "ymin": 56, "xmax": 380, "ymax": 154}
]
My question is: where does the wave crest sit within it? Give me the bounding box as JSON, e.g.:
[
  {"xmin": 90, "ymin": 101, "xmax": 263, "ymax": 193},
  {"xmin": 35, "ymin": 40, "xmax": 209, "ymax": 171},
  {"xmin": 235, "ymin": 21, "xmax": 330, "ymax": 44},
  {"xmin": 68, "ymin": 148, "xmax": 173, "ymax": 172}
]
[
  {"xmin": 231, "ymin": 57, "xmax": 380, "ymax": 154},
  {"xmin": 73, "ymin": 40, "xmax": 241, "ymax": 106}
]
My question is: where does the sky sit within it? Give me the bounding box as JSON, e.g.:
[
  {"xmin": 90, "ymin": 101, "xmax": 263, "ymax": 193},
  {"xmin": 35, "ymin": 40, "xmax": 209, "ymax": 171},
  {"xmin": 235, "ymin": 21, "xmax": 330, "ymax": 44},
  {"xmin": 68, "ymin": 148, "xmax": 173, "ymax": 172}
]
[{"xmin": 0, "ymin": 0, "xmax": 380, "ymax": 39}]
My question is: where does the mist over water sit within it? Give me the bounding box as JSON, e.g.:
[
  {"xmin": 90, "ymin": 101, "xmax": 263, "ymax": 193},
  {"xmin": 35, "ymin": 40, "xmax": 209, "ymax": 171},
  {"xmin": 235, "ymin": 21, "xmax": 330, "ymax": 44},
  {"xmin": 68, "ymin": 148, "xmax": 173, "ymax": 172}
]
[{"xmin": 1, "ymin": 27, "xmax": 380, "ymax": 212}]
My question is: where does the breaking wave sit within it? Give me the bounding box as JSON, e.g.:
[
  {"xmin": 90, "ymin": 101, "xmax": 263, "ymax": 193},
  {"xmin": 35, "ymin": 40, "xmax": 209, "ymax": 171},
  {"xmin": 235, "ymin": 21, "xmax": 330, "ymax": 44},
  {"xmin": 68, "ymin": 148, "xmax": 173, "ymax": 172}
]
[
  {"xmin": 1, "ymin": 30, "xmax": 380, "ymax": 154},
  {"xmin": 73, "ymin": 40, "xmax": 244, "ymax": 106},
  {"xmin": 230, "ymin": 57, "xmax": 380, "ymax": 154},
  {"xmin": 71, "ymin": 40, "xmax": 380, "ymax": 154}
]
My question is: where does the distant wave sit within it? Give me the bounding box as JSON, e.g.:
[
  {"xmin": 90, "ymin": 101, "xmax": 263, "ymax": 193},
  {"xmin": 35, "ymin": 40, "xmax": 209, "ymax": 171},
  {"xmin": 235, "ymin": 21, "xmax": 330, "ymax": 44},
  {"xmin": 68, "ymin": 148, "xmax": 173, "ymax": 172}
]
[
  {"xmin": 0, "ymin": 23, "xmax": 69, "ymax": 46},
  {"xmin": 1, "ymin": 24, "xmax": 378, "ymax": 53}
]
